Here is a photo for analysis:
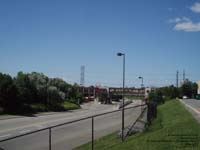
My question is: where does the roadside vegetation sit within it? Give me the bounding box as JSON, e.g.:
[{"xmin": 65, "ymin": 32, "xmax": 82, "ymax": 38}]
[
  {"xmin": 75, "ymin": 100, "xmax": 200, "ymax": 150},
  {"xmin": 127, "ymin": 81, "xmax": 198, "ymax": 104},
  {"xmin": 0, "ymin": 72, "xmax": 83, "ymax": 114},
  {"xmin": 62, "ymin": 101, "xmax": 80, "ymax": 110},
  {"xmin": 149, "ymin": 82, "xmax": 197, "ymax": 105},
  {"xmin": 125, "ymin": 95, "xmax": 144, "ymax": 100},
  {"xmin": 0, "ymin": 71, "xmax": 198, "ymax": 115}
]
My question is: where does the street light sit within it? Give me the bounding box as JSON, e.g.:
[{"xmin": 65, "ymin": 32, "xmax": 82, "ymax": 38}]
[
  {"xmin": 138, "ymin": 76, "xmax": 144, "ymax": 113},
  {"xmin": 138, "ymin": 76, "xmax": 144, "ymax": 88},
  {"xmin": 117, "ymin": 52, "xmax": 125, "ymax": 141}
]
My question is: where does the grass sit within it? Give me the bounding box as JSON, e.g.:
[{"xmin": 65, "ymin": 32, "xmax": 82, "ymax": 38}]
[
  {"xmin": 30, "ymin": 101, "xmax": 80, "ymax": 113},
  {"xmin": 74, "ymin": 100, "xmax": 200, "ymax": 150},
  {"xmin": 125, "ymin": 96, "xmax": 144, "ymax": 100},
  {"xmin": 30, "ymin": 103, "xmax": 48, "ymax": 112},
  {"xmin": 0, "ymin": 101, "xmax": 80, "ymax": 116},
  {"xmin": 62, "ymin": 101, "xmax": 80, "ymax": 110}
]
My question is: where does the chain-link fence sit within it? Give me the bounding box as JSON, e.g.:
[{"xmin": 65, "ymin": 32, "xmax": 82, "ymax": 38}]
[{"xmin": 0, "ymin": 104, "xmax": 147, "ymax": 150}]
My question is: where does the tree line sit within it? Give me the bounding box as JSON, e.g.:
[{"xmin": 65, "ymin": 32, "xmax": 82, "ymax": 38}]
[
  {"xmin": 0, "ymin": 72, "xmax": 84, "ymax": 114},
  {"xmin": 149, "ymin": 82, "xmax": 198, "ymax": 104}
]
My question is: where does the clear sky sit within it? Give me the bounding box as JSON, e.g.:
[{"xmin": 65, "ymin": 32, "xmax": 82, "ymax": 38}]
[{"xmin": 0, "ymin": 0, "xmax": 200, "ymax": 87}]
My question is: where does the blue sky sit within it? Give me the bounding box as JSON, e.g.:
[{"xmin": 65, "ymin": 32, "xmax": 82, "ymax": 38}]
[{"xmin": 0, "ymin": 0, "xmax": 200, "ymax": 87}]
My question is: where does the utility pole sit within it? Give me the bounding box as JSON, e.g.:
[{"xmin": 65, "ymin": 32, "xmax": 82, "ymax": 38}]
[
  {"xmin": 176, "ymin": 71, "xmax": 179, "ymax": 88},
  {"xmin": 183, "ymin": 70, "xmax": 185, "ymax": 82},
  {"xmin": 138, "ymin": 76, "xmax": 144, "ymax": 88}
]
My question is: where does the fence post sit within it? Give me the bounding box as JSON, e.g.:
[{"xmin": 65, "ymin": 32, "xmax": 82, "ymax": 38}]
[
  {"xmin": 49, "ymin": 128, "xmax": 51, "ymax": 150},
  {"xmin": 147, "ymin": 103, "xmax": 151, "ymax": 125},
  {"xmin": 92, "ymin": 117, "xmax": 94, "ymax": 150}
]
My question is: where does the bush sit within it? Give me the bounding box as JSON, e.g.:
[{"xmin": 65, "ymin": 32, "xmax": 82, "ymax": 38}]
[
  {"xmin": 30, "ymin": 103, "xmax": 48, "ymax": 112},
  {"xmin": 0, "ymin": 73, "xmax": 21, "ymax": 113},
  {"xmin": 149, "ymin": 89, "xmax": 164, "ymax": 105},
  {"xmin": 62, "ymin": 101, "xmax": 80, "ymax": 110},
  {"xmin": 0, "ymin": 71, "xmax": 83, "ymax": 114}
]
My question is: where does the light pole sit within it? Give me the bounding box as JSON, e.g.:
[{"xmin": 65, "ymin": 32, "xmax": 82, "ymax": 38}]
[
  {"xmin": 117, "ymin": 52, "xmax": 125, "ymax": 141},
  {"xmin": 138, "ymin": 76, "xmax": 144, "ymax": 88},
  {"xmin": 138, "ymin": 76, "xmax": 144, "ymax": 112}
]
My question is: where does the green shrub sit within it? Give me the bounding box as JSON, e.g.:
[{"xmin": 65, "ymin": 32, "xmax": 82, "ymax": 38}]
[
  {"xmin": 149, "ymin": 89, "xmax": 164, "ymax": 104},
  {"xmin": 63, "ymin": 101, "xmax": 80, "ymax": 110},
  {"xmin": 30, "ymin": 103, "xmax": 48, "ymax": 112}
]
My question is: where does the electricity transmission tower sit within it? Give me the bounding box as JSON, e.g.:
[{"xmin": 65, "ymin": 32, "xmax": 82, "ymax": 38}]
[{"xmin": 80, "ymin": 65, "xmax": 85, "ymax": 86}]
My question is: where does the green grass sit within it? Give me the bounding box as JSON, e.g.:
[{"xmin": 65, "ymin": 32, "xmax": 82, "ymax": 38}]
[
  {"xmin": 30, "ymin": 101, "xmax": 80, "ymax": 112},
  {"xmin": 30, "ymin": 103, "xmax": 48, "ymax": 112},
  {"xmin": 74, "ymin": 100, "xmax": 200, "ymax": 150},
  {"xmin": 62, "ymin": 101, "xmax": 80, "ymax": 110},
  {"xmin": 0, "ymin": 101, "xmax": 80, "ymax": 115},
  {"xmin": 125, "ymin": 96, "xmax": 144, "ymax": 100}
]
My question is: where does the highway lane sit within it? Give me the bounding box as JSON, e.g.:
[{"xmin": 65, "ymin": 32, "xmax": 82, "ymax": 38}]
[
  {"xmin": 0, "ymin": 102, "xmax": 119, "ymax": 140},
  {"xmin": 182, "ymin": 99, "xmax": 200, "ymax": 111},
  {"xmin": 0, "ymin": 105, "xmax": 142, "ymax": 150},
  {"xmin": 180, "ymin": 99, "xmax": 200, "ymax": 123}
]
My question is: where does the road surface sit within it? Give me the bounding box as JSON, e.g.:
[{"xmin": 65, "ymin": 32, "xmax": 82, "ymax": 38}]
[
  {"xmin": 0, "ymin": 101, "xmax": 143, "ymax": 150},
  {"xmin": 180, "ymin": 99, "xmax": 200, "ymax": 123}
]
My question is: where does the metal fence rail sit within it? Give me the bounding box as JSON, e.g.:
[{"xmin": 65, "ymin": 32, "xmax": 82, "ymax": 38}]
[{"xmin": 0, "ymin": 104, "xmax": 146, "ymax": 150}]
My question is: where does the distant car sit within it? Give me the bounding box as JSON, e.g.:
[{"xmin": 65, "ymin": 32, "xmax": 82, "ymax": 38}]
[{"xmin": 183, "ymin": 96, "xmax": 188, "ymax": 99}]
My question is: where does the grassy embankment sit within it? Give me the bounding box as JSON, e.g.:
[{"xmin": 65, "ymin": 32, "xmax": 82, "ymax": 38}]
[
  {"xmin": 75, "ymin": 100, "xmax": 200, "ymax": 150},
  {"xmin": 30, "ymin": 101, "xmax": 80, "ymax": 112}
]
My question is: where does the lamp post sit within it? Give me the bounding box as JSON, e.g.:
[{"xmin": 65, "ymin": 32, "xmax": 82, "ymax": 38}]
[
  {"xmin": 117, "ymin": 52, "xmax": 125, "ymax": 141},
  {"xmin": 138, "ymin": 76, "xmax": 144, "ymax": 112},
  {"xmin": 138, "ymin": 76, "xmax": 144, "ymax": 88}
]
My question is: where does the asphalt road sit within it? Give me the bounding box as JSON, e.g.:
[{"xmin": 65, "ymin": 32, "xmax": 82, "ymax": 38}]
[
  {"xmin": 180, "ymin": 99, "xmax": 200, "ymax": 123},
  {"xmin": 0, "ymin": 101, "xmax": 143, "ymax": 150},
  {"xmin": 181, "ymin": 99, "xmax": 200, "ymax": 113}
]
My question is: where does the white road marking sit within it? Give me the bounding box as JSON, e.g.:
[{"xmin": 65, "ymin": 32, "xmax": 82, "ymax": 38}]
[
  {"xmin": 180, "ymin": 100, "xmax": 200, "ymax": 115},
  {"xmin": 0, "ymin": 134, "xmax": 11, "ymax": 138},
  {"xmin": 19, "ymin": 130, "xmax": 31, "ymax": 134}
]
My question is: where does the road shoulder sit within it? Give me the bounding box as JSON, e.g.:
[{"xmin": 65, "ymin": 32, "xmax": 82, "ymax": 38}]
[{"xmin": 179, "ymin": 99, "xmax": 200, "ymax": 123}]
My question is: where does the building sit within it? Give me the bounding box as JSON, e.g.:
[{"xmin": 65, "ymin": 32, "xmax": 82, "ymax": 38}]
[
  {"xmin": 109, "ymin": 87, "xmax": 145, "ymax": 97},
  {"xmin": 77, "ymin": 86, "xmax": 95, "ymax": 97},
  {"xmin": 77, "ymin": 86, "xmax": 108, "ymax": 101},
  {"xmin": 77, "ymin": 86, "xmax": 155, "ymax": 102}
]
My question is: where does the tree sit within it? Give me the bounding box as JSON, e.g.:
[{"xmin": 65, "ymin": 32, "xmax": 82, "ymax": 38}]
[
  {"xmin": 0, "ymin": 73, "xmax": 20, "ymax": 113},
  {"xmin": 67, "ymin": 86, "xmax": 84, "ymax": 104},
  {"xmin": 149, "ymin": 89, "xmax": 164, "ymax": 104},
  {"xmin": 98, "ymin": 93, "xmax": 109, "ymax": 104},
  {"xmin": 180, "ymin": 82, "xmax": 198, "ymax": 98},
  {"xmin": 49, "ymin": 78, "xmax": 70, "ymax": 94},
  {"xmin": 47, "ymin": 86, "xmax": 64, "ymax": 109},
  {"xmin": 28, "ymin": 72, "xmax": 49, "ymax": 104},
  {"xmin": 160, "ymin": 85, "xmax": 179, "ymax": 100},
  {"xmin": 191, "ymin": 83, "xmax": 198, "ymax": 98},
  {"xmin": 14, "ymin": 72, "xmax": 38, "ymax": 104},
  {"xmin": 0, "ymin": 71, "xmax": 84, "ymax": 113}
]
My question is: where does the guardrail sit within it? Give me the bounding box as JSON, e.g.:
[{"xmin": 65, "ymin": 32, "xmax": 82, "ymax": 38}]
[{"xmin": 0, "ymin": 104, "xmax": 146, "ymax": 150}]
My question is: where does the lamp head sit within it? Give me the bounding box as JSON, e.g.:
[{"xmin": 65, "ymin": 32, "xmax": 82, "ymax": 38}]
[{"xmin": 117, "ymin": 53, "xmax": 123, "ymax": 56}]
